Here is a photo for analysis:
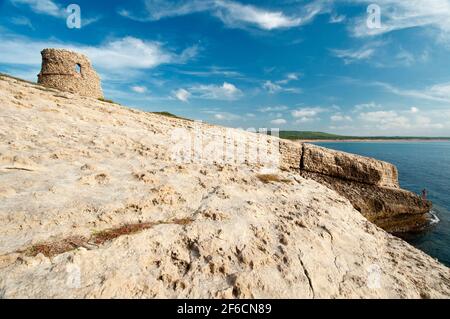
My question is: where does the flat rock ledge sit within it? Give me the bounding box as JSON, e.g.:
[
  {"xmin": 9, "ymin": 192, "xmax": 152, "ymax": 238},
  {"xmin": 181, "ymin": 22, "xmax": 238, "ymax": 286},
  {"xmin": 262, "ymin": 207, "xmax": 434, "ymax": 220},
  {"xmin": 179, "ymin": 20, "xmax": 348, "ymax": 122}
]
[{"xmin": 279, "ymin": 141, "xmax": 431, "ymax": 233}]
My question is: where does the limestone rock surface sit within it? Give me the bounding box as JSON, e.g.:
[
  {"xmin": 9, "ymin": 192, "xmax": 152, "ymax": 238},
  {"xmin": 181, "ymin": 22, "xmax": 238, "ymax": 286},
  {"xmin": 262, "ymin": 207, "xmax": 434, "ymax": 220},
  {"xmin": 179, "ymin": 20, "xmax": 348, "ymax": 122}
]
[{"xmin": 0, "ymin": 74, "xmax": 448, "ymax": 298}]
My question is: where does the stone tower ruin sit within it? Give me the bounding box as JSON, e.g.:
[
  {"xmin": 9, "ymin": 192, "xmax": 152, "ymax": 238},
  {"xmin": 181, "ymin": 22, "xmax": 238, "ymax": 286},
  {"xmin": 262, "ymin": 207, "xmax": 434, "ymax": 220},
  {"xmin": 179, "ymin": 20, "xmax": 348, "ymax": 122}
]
[{"xmin": 37, "ymin": 48, "xmax": 103, "ymax": 99}]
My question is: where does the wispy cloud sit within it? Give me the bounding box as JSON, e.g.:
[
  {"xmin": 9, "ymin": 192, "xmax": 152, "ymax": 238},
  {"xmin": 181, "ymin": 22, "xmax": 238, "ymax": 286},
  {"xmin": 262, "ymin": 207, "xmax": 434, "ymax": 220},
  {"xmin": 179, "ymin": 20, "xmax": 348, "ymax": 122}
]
[
  {"xmin": 331, "ymin": 41, "xmax": 385, "ymax": 64},
  {"xmin": 177, "ymin": 66, "xmax": 242, "ymax": 78},
  {"xmin": 9, "ymin": 16, "xmax": 34, "ymax": 29},
  {"xmin": 271, "ymin": 118, "xmax": 287, "ymax": 125},
  {"xmin": 329, "ymin": 13, "xmax": 346, "ymax": 24},
  {"xmin": 276, "ymin": 72, "xmax": 301, "ymax": 85},
  {"xmin": 259, "ymin": 105, "xmax": 289, "ymax": 113},
  {"xmin": 358, "ymin": 110, "xmax": 444, "ymax": 130},
  {"xmin": 263, "ymin": 80, "xmax": 302, "ymax": 94},
  {"xmin": 331, "ymin": 113, "xmax": 352, "ymax": 122},
  {"xmin": 353, "ymin": 102, "xmax": 381, "ymax": 112},
  {"xmin": 131, "ymin": 86, "xmax": 148, "ymax": 94},
  {"xmin": 173, "ymin": 88, "xmax": 191, "ymax": 102},
  {"xmin": 119, "ymin": 0, "xmax": 328, "ymax": 30},
  {"xmin": 205, "ymin": 111, "xmax": 241, "ymax": 121},
  {"xmin": 348, "ymin": 0, "xmax": 450, "ymax": 41},
  {"xmin": 187, "ymin": 82, "xmax": 243, "ymax": 100},
  {"xmin": 0, "ymin": 33, "xmax": 198, "ymax": 75},
  {"xmin": 375, "ymin": 81, "xmax": 450, "ymax": 103},
  {"xmin": 10, "ymin": 0, "xmax": 64, "ymax": 17},
  {"xmin": 9, "ymin": 0, "xmax": 102, "ymax": 26},
  {"xmin": 291, "ymin": 107, "xmax": 326, "ymax": 123}
]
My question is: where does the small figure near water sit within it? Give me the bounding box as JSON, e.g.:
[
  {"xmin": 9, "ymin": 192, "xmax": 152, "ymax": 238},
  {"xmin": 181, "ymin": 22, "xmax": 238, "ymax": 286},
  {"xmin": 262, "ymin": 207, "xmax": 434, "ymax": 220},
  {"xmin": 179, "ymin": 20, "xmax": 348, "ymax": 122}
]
[{"xmin": 421, "ymin": 189, "xmax": 428, "ymax": 208}]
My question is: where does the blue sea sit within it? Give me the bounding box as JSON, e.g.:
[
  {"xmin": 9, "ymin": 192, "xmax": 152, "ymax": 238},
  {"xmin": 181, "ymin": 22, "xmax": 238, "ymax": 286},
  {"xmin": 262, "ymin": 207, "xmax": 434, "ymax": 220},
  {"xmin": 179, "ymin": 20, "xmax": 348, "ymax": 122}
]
[{"xmin": 315, "ymin": 142, "xmax": 450, "ymax": 267}]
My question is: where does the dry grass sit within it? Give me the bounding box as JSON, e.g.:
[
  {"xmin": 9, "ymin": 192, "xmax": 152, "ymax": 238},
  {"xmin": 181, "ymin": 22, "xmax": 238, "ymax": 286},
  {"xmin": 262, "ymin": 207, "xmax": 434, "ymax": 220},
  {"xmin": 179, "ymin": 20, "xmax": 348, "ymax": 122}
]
[
  {"xmin": 24, "ymin": 236, "xmax": 87, "ymax": 258},
  {"xmin": 98, "ymin": 98, "xmax": 118, "ymax": 105},
  {"xmin": 22, "ymin": 218, "xmax": 194, "ymax": 257},
  {"xmin": 257, "ymin": 174, "xmax": 292, "ymax": 184},
  {"xmin": 92, "ymin": 222, "xmax": 154, "ymax": 245}
]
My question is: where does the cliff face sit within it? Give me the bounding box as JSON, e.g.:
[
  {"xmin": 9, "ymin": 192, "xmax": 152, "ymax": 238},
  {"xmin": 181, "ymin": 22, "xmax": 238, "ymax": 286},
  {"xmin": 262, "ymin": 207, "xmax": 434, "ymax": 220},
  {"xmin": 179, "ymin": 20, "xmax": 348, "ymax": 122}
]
[
  {"xmin": 0, "ymin": 74, "xmax": 448, "ymax": 298},
  {"xmin": 279, "ymin": 142, "xmax": 431, "ymax": 233}
]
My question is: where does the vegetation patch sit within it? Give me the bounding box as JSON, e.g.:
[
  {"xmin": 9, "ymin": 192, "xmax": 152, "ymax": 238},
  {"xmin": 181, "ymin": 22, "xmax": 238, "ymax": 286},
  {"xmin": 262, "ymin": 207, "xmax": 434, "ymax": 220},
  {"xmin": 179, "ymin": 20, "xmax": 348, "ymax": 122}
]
[
  {"xmin": 24, "ymin": 236, "xmax": 87, "ymax": 258},
  {"xmin": 279, "ymin": 131, "xmax": 450, "ymax": 141},
  {"xmin": 21, "ymin": 218, "xmax": 194, "ymax": 258},
  {"xmin": 98, "ymin": 98, "xmax": 117, "ymax": 104},
  {"xmin": 151, "ymin": 111, "xmax": 192, "ymax": 122}
]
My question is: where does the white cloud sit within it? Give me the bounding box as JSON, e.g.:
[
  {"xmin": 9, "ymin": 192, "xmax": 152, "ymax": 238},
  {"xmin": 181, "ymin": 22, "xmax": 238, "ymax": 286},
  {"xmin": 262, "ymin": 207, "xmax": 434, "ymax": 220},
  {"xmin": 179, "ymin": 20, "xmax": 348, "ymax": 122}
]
[
  {"xmin": 291, "ymin": 107, "xmax": 326, "ymax": 123},
  {"xmin": 331, "ymin": 114, "xmax": 352, "ymax": 122},
  {"xmin": 177, "ymin": 66, "xmax": 242, "ymax": 78},
  {"xmin": 353, "ymin": 102, "xmax": 381, "ymax": 112},
  {"xmin": 330, "ymin": 13, "xmax": 346, "ymax": 24},
  {"xmin": 291, "ymin": 107, "xmax": 325, "ymax": 118},
  {"xmin": 294, "ymin": 117, "xmax": 315, "ymax": 124},
  {"xmin": 376, "ymin": 81, "xmax": 450, "ymax": 103},
  {"xmin": 212, "ymin": 112, "xmax": 241, "ymax": 121},
  {"xmin": 263, "ymin": 81, "xmax": 282, "ymax": 94},
  {"xmin": 276, "ymin": 72, "xmax": 301, "ymax": 84},
  {"xmin": 10, "ymin": 0, "xmax": 63, "ymax": 17},
  {"xmin": 258, "ymin": 105, "xmax": 289, "ymax": 113},
  {"xmin": 81, "ymin": 16, "xmax": 103, "ymax": 28},
  {"xmin": 120, "ymin": 0, "xmax": 328, "ymax": 30},
  {"xmin": 415, "ymin": 115, "xmax": 444, "ymax": 129},
  {"xmin": 190, "ymin": 82, "xmax": 242, "ymax": 100},
  {"xmin": 359, "ymin": 110, "xmax": 410, "ymax": 129},
  {"xmin": 271, "ymin": 118, "xmax": 287, "ymax": 125},
  {"xmin": 9, "ymin": 0, "xmax": 101, "ymax": 26},
  {"xmin": 359, "ymin": 109, "xmax": 445, "ymax": 130},
  {"xmin": 81, "ymin": 37, "xmax": 197, "ymax": 70},
  {"xmin": 131, "ymin": 86, "xmax": 148, "ymax": 93},
  {"xmin": 9, "ymin": 16, "xmax": 34, "ymax": 29},
  {"xmin": 410, "ymin": 107, "xmax": 419, "ymax": 113},
  {"xmin": 263, "ymin": 80, "xmax": 301, "ymax": 94},
  {"xmin": 0, "ymin": 33, "xmax": 197, "ymax": 74},
  {"xmin": 173, "ymin": 88, "xmax": 191, "ymax": 102},
  {"xmin": 349, "ymin": 0, "xmax": 450, "ymax": 41}
]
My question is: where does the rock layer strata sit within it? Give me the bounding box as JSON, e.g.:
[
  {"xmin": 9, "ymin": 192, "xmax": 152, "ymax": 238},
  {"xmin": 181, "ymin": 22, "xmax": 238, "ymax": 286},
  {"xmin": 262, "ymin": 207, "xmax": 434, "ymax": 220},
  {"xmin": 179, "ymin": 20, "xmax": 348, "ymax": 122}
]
[{"xmin": 279, "ymin": 141, "xmax": 431, "ymax": 233}]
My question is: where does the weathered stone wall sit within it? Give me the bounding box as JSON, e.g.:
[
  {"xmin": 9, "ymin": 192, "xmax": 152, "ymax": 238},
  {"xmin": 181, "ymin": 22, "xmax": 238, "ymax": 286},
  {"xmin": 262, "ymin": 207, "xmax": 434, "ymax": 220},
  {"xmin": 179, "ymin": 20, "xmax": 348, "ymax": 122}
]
[{"xmin": 37, "ymin": 49, "xmax": 103, "ymax": 99}]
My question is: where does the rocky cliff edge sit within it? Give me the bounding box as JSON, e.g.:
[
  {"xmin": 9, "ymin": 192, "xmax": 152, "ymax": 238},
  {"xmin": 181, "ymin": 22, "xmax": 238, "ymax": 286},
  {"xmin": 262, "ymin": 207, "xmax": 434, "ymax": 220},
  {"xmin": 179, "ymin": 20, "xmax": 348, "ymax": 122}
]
[{"xmin": 0, "ymin": 74, "xmax": 448, "ymax": 298}]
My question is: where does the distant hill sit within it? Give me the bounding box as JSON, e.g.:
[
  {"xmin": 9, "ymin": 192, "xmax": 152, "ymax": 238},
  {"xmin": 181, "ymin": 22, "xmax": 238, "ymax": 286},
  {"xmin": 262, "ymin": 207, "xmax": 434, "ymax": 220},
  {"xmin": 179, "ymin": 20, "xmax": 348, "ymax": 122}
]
[{"xmin": 279, "ymin": 131, "xmax": 450, "ymax": 141}]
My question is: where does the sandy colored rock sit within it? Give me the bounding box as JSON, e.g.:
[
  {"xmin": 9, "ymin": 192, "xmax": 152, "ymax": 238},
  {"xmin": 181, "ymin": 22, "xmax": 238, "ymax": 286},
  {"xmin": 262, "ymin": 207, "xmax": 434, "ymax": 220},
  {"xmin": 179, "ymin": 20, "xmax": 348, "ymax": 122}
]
[
  {"xmin": 302, "ymin": 144, "xmax": 399, "ymax": 188},
  {"xmin": 300, "ymin": 172, "xmax": 432, "ymax": 233},
  {"xmin": 37, "ymin": 49, "xmax": 103, "ymax": 99},
  {"xmin": 277, "ymin": 142, "xmax": 429, "ymax": 232},
  {"xmin": 0, "ymin": 74, "xmax": 448, "ymax": 298},
  {"xmin": 279, "ymin": 140, "xmax": 302, "ymax": 170}
]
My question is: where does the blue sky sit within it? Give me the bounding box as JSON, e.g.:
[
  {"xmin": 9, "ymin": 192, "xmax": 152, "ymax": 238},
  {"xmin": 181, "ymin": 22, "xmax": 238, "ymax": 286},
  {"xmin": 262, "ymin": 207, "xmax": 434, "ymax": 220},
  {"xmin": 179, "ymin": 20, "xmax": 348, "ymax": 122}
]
[{"xmin": 1, "ymin": 0, "xmax": 450, "ymax": 136}]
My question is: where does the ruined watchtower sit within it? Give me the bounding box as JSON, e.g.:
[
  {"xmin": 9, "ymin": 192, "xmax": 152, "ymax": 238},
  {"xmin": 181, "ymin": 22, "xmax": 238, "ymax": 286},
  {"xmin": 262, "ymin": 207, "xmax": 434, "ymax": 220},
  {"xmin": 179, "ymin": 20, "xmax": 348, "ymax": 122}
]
[{"xmin": 37, "ymin": 48, "xmax": 103, "ymax": 99}]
